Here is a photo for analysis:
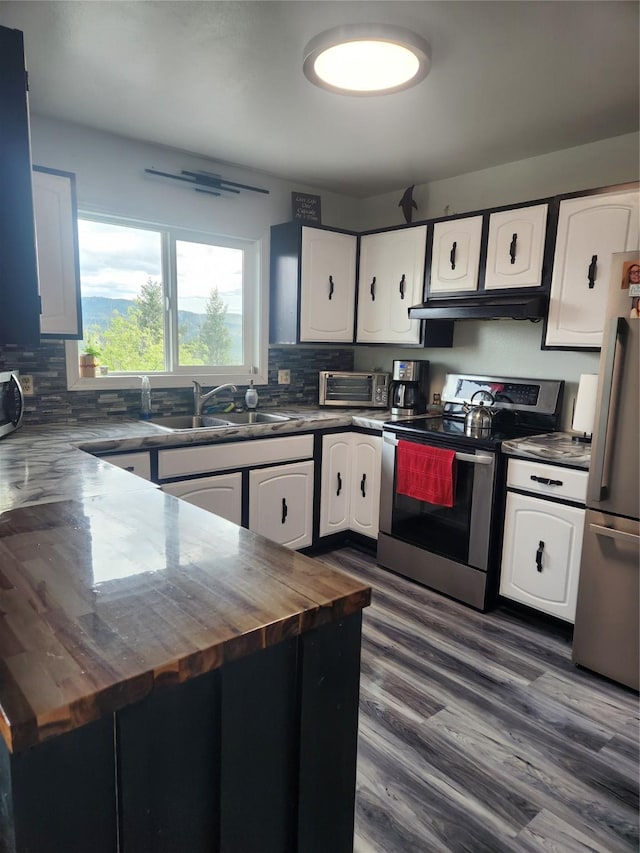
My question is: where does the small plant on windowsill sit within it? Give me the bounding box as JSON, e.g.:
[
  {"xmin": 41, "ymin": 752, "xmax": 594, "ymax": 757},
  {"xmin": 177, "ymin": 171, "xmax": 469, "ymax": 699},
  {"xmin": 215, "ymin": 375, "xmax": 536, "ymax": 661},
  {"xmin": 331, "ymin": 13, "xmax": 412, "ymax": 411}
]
[{"xmin": 79, "ymin": 339, "xmax": 101, "ymax": 378}]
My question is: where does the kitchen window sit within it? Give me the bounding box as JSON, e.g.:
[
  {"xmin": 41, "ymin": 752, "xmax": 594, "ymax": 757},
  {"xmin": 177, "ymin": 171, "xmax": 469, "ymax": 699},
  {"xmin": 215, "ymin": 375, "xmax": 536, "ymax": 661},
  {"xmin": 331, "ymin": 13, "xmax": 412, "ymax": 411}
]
[{"xmin": 65, "ymin": 214, "xmax": 264, "ymax": 390}]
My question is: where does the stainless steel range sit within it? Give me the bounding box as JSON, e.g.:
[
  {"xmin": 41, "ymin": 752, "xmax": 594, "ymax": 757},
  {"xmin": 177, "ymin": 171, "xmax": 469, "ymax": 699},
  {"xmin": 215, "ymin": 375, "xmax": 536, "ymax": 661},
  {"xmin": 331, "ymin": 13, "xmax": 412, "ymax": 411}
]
[{"xmin": 378, "ymin": 374, "xmax": 564, "ymax": 611}]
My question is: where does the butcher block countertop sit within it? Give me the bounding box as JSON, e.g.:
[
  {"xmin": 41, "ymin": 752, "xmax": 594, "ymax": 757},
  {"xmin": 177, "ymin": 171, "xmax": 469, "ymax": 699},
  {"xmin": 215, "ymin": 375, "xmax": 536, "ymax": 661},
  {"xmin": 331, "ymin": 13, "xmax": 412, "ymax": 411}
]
[{"xmin": 0, "ymin": 410, "xmax": 376, "ymax": 754}]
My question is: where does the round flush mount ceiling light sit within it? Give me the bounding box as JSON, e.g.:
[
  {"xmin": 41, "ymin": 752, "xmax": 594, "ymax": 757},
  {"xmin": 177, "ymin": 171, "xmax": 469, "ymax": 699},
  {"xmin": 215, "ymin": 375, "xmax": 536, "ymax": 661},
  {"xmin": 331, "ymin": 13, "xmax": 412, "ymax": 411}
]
[{"xmin": 303, "ymin": 24, "xmax": 431, "ymax": 96}]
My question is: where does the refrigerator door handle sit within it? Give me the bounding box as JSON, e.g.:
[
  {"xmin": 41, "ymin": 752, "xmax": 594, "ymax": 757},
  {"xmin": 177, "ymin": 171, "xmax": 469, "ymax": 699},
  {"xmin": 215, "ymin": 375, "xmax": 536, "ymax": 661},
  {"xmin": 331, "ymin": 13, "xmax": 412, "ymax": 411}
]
[
  {"xmin": 588, "ymin": 317, "xmax": 625, "ymax": 504},
  {"xmin": 589, "ymin": 523, "xmax": 639, "ymax": 546}
]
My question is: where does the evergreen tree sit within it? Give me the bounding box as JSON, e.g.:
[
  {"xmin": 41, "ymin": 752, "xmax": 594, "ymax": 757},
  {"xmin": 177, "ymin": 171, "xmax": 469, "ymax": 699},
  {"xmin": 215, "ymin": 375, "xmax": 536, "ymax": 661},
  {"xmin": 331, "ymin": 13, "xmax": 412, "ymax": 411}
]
[{"xmin": 195, "ymin": 287, "xmax": 232, "ymax": 365}]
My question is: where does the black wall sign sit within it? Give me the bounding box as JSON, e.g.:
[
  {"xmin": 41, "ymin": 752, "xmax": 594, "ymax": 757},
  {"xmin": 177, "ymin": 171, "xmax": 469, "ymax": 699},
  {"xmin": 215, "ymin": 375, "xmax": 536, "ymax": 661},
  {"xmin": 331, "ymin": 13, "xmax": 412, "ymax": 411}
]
[{"xmin": 292, "ymin": 192, "xmax": 321, "ymax": 224}]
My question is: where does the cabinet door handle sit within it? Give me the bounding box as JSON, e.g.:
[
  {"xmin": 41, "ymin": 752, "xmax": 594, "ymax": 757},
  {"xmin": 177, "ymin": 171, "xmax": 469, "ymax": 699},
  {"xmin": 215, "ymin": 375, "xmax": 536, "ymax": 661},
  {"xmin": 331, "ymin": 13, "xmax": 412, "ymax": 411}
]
[
  {"xmin": 587, "ymin": 254, "xmax": 597, "ymax": 289},
  {"xmin": 509, "ymin": 233, "xmax": 518, "ymax": 264},
  {"xmin": 530, "ymin": 475, "xmax": 563, "ymax": 487},
  {"xmin": 589, "ymin": 523, "xmax": 639, "ymax": 545},
  {"xmin": 124, "ymin": 466, "xmax": 135, "ymax": 472},
  {"xmin": 328, "ymin": 275, "xmax": 334, "ymax": 300},
  {"xmin": 370, "ymin": 277, "xmax": 376, "ymax": 301},
  {"xmin": 336, "ymin": 472, "xmax": 342, "ymax": 496},
  {"xmin": 450, "ymin": 241, "xmax": 457, "ymax": 270},
  {"xmin": 536, "ymin": 540, "xmax": 544, "ymax": 572},
  {"xmin": 399, "ymin": 274, "xmax": 406, "ymax": 299},
  {"xmin": 281, "ymin": 498, "xmax": 287, "ymax": 524},
  {"xmin": 360, "ymin": 473, "xmax": 367, "ymax": 498}
]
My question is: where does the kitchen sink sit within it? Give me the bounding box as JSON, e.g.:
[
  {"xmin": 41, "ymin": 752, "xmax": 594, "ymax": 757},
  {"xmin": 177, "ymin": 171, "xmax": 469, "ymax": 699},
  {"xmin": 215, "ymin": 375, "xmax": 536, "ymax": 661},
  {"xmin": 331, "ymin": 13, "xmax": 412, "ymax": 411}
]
[
  {"xmin": 149, "ymin": 412, "xmax": 291, "ymax": 431},
  {"xmin": 220, "ymin": 411, "xmax": 291, "ymax": 425}
]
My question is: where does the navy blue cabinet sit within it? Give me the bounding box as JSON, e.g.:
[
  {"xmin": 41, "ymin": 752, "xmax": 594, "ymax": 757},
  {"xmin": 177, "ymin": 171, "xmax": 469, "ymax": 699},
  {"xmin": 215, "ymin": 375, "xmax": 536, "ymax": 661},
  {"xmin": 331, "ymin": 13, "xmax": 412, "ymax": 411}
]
[{"xmin": 0, "ymin": 25, "xmax": 40, "ymax": 345}]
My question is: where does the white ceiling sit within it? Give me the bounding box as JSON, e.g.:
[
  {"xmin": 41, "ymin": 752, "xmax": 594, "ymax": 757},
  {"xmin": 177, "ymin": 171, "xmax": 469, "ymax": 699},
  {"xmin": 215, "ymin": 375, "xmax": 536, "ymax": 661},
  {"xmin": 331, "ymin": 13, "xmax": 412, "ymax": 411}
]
[{"xmin": 1, "ymin": 1, "xmax": 638, "ymax": 198}]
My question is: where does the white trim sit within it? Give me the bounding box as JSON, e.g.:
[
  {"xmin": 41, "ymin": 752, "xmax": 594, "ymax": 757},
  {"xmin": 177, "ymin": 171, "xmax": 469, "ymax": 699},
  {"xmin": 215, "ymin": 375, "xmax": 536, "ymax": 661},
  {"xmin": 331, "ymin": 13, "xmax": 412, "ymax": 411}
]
[{"xmin": 66, "ymin": 215, "xmax": 266, "ymax": 391}]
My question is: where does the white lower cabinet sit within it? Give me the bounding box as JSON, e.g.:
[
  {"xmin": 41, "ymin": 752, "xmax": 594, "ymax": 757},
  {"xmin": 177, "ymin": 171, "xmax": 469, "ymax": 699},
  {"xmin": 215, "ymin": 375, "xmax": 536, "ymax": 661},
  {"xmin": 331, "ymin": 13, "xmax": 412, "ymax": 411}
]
[
  {"xmin": 103, "ymin": 451, "xmax": 152, "ymax": 481},
  {"xmin": 162, "ymin": 472, "xmax": 242, "ymax": 526},
  {"xmin": 499, "ymin": 460, "xmax": 587, "ymax": 622},
  {"xmin": 349, "ymin": 435, "xmax": 382, "ymax": 538},
  {"xmin": 319, "ymin": 434, "xmax": 352, "ymax": 536},
  {"xmin": 320, "ymin": 433, "xmax": 382, "ymax": 540},
  {"xmin": 249, "ymin": 461, "xmax": 314, "ymax": 549}
]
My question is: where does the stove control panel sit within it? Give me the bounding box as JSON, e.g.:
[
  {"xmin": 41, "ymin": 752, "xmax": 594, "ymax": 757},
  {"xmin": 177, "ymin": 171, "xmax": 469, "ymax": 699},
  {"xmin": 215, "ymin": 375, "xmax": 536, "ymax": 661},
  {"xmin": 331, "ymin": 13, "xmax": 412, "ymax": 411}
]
[{"xmin": 442, "ymin": 374, "xmax": 563, "ymax": 418}]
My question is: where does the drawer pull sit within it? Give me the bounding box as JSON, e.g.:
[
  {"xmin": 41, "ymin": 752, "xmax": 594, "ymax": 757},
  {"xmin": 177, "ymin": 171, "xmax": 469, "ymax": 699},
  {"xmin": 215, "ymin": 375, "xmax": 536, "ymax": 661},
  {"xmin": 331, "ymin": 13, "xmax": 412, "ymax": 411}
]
[
  {"xmin": 587, "ymin": 254, "xmax": 597, "ymax": 289},
  {"xmin": 509, "ymin": 232, "xmax": 518, "ymax": 264},
  {"xmin": 450, "ymin": 241, "xmax": 457, "ymax": 270},
  {"xmin": 589, "ymin": 523, "xmax": 639, "ymax": 545},
  {"xmin": 281, "ymin": 498, "xmax": 288, "ymax": 524},
  {"xmin": 336, "ymin": 472, "xmax": 342, "ymax": 496},
  {"xmin": 360, "ymin": 473, "xmax": 367, "ymax": 498},
  {"xmin": 536, "ymin": 540, "xmax": 545, "ymax": 572},
  {"xmin": 530, "ymin": 475, "xmax": 563, "ymax": 487},
  {"xmin": 328, "ymin": 275, "xmax": 334, "ymax": 300}
]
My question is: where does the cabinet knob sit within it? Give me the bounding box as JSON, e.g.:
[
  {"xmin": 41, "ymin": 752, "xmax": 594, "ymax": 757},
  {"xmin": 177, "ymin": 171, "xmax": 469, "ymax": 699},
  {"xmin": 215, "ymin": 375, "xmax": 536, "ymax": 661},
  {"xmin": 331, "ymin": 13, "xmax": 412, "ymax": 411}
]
[
  {"xmin": 328, "ymin": 275, "xmax": 334, "ymax": 300},
  {"xmin": 587, "ymin": 254, "xmax": 598, "ymax": 289},
  {"xmin": 509, "ymin": 233, "xmax": 518, "ymax": 265},
  {"xmin": 536, "ymin": 540, "xmax": 545, "ymax": 572}
]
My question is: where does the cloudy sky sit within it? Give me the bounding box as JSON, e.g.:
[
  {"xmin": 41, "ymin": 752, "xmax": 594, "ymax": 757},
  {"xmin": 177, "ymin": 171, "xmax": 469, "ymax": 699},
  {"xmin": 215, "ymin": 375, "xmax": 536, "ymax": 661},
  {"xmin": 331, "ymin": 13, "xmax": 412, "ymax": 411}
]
[{"xmin": 77, "ymin": 219, "xmax": 243, "ymax": 314}]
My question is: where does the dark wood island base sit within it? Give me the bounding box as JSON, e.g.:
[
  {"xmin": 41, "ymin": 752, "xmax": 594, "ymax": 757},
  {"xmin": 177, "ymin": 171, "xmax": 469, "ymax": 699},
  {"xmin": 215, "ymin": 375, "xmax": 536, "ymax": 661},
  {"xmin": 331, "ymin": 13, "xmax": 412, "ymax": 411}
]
[{"xmin": 0, "ymin": 491, "xmax": 370, "ymax": 853}]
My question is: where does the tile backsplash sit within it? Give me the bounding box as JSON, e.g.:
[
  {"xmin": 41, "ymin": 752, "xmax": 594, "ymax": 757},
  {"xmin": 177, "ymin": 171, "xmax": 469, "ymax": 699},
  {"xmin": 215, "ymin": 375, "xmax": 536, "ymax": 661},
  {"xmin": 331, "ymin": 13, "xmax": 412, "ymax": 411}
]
[{"xmin": 0, "ymin": 342, "xmax": 354, "ymax": 424}]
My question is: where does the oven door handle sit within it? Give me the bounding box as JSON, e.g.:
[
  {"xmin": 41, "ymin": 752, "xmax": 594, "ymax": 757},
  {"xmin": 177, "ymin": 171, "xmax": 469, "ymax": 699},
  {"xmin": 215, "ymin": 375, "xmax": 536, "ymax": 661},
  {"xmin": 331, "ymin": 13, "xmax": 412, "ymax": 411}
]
[{"xmin": 382, "ymin": 434, "xmax": 493, "ymax": 465}]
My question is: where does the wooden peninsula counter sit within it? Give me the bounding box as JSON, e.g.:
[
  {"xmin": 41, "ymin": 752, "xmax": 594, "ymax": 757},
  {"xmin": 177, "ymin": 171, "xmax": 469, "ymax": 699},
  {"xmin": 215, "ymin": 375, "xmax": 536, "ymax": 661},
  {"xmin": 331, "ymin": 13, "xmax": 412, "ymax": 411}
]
[{"xmin": 0, "ymin": 486, "xmax": 370, "ymax": 852}]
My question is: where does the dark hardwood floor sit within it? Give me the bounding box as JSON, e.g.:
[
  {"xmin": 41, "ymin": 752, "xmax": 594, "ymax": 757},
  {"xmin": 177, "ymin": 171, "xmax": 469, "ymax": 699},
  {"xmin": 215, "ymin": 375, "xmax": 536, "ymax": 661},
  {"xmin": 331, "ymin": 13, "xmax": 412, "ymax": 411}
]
[{"xmin": 315, "ymin": 547, "xmax": 639, "ymax": 853}]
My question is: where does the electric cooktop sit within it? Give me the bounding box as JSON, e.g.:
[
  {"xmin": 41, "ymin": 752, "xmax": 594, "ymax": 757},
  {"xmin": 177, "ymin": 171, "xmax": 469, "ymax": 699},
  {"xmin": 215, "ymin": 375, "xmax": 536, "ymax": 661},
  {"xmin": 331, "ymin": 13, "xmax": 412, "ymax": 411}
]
[{"xmin": 383, "ymin": 372, "xmax": 566, "ymax": 452}]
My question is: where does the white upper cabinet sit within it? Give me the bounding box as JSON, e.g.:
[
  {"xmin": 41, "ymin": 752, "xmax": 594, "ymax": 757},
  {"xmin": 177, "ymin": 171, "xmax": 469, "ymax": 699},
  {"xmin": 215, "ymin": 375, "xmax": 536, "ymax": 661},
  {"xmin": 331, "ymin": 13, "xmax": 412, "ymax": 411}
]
[
  {"xmin": 32, "ymin": 167, "xmax": 82, "ymax": 339},
  {"xmin": 356, "ymin": 225, "xmax": 426, "ymax": 344},
  {"xmin": 545, "ymin": 188, "xmax": 640, "ymax": 348},
  {"xmin": 429, "ymin": 215, "xmax": 483, "ymax": 293},
  {"xmin": 484, "ymin": 204, "xmax": 548, "ymax": 290},
  {"xmin": 299, "ymin": 227, "xmax": 357, "ymax": 342}
]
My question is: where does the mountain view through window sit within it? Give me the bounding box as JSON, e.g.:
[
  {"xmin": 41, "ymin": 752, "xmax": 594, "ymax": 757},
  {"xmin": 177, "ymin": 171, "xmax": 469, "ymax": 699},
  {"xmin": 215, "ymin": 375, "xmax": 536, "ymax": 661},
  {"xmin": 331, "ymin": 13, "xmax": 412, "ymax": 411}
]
[{"xmin": 78, "ymin": 218, "xmax": 244, "ymax": 373}]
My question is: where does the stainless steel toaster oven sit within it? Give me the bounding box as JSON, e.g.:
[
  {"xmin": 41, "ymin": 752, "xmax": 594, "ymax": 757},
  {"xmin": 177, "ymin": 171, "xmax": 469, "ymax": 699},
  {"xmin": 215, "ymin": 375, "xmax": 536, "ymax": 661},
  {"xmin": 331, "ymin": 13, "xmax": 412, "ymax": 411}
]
[{"xmin": 319, "ymin": 371, "xmax": 390, "ymax": 408}]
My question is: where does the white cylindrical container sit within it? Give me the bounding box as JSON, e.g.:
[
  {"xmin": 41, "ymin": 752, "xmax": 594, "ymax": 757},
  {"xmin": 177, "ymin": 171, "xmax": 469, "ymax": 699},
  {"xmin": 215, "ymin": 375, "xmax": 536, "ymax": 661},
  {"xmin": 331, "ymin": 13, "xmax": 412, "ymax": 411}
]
[{"xmin": 572, "ymin": 373, "xmax": 598, "ymax": 437}]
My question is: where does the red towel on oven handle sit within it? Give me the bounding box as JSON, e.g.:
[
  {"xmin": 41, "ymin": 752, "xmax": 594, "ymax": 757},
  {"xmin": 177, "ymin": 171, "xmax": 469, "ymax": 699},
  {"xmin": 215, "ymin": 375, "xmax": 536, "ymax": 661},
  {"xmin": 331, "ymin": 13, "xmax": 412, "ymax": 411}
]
[{"xmin": 396, "ymin": 440, "xmax": 456, "ymax": 507}]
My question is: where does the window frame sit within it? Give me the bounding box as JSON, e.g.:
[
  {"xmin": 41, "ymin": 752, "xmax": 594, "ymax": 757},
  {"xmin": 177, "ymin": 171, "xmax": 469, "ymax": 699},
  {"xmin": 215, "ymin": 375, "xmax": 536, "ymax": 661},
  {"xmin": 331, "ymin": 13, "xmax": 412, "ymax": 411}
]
[{"xmin": 65, "ymin": 213, "xmax": 267, "ymax": 391}]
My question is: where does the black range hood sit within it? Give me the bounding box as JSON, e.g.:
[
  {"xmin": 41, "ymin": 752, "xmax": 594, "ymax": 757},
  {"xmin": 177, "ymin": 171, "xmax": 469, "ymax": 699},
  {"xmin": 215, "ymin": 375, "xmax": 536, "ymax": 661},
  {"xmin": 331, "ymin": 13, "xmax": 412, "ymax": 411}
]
[{"xmin": 409, "ymin": 293, "xmax": 548, "ymax": 321}]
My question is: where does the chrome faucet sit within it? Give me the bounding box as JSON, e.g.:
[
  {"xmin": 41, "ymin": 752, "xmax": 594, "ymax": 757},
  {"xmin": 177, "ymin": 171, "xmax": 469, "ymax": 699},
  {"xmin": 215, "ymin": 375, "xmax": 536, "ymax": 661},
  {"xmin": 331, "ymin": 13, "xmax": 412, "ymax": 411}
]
[{"xmin": 192, "ymin": 381, "xmax": 238, "ymax": 418}]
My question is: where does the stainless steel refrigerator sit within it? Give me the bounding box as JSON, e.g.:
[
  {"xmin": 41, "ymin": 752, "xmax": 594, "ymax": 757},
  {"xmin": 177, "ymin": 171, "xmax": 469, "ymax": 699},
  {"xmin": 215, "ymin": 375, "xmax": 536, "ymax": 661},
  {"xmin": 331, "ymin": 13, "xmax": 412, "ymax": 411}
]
[{"xmin": 572, "ymin": 251, "xmax": 640, "ymax": 690}]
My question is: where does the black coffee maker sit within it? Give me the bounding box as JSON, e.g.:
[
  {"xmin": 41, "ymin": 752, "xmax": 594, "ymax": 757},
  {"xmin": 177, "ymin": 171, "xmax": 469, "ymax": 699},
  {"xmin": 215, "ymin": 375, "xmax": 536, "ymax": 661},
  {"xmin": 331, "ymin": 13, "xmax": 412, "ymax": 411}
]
[{"xmin": 391, "ymin": 359, "xmax": 430, "ymax": 417}]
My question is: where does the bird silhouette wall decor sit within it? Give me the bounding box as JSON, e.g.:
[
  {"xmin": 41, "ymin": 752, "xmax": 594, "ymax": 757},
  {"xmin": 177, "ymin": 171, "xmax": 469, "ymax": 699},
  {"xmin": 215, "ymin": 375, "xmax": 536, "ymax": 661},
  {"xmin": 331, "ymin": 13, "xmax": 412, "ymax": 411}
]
[{"xmin": 399, "ymin": 185, "xmax": 418, "ymax": 224}]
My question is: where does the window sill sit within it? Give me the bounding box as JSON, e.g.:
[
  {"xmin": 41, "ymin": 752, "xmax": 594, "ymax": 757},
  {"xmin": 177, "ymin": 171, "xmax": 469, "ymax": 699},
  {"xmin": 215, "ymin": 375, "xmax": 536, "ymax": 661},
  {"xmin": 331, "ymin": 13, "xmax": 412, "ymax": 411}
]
[{"xmin": 66, "ymin": 373, "xmax": 266, "ymax": 392}]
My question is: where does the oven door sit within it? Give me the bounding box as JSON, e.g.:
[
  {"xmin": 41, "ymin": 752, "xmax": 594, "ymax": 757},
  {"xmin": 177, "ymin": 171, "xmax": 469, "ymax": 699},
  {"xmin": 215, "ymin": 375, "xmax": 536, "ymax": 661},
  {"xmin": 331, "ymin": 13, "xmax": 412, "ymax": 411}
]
[{"xmin": 380, "ymin": 431, "xmax": 496, "ymax": 571}]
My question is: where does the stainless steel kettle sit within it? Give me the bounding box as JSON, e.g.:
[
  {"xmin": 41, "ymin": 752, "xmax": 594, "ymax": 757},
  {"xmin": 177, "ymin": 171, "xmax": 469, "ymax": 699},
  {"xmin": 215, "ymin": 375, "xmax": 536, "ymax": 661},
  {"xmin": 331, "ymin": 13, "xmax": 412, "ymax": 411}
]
[{"xmin": 464, "ymin": 390, "xmax": 495, "ymax": 437}]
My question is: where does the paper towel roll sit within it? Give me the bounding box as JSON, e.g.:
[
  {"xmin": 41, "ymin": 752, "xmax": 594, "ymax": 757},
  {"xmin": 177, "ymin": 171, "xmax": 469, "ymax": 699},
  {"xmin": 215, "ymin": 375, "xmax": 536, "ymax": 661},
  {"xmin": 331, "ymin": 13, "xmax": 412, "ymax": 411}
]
[{"xmin": 572, "ymin": 374, "xmax": 599, "ymax": 436}]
